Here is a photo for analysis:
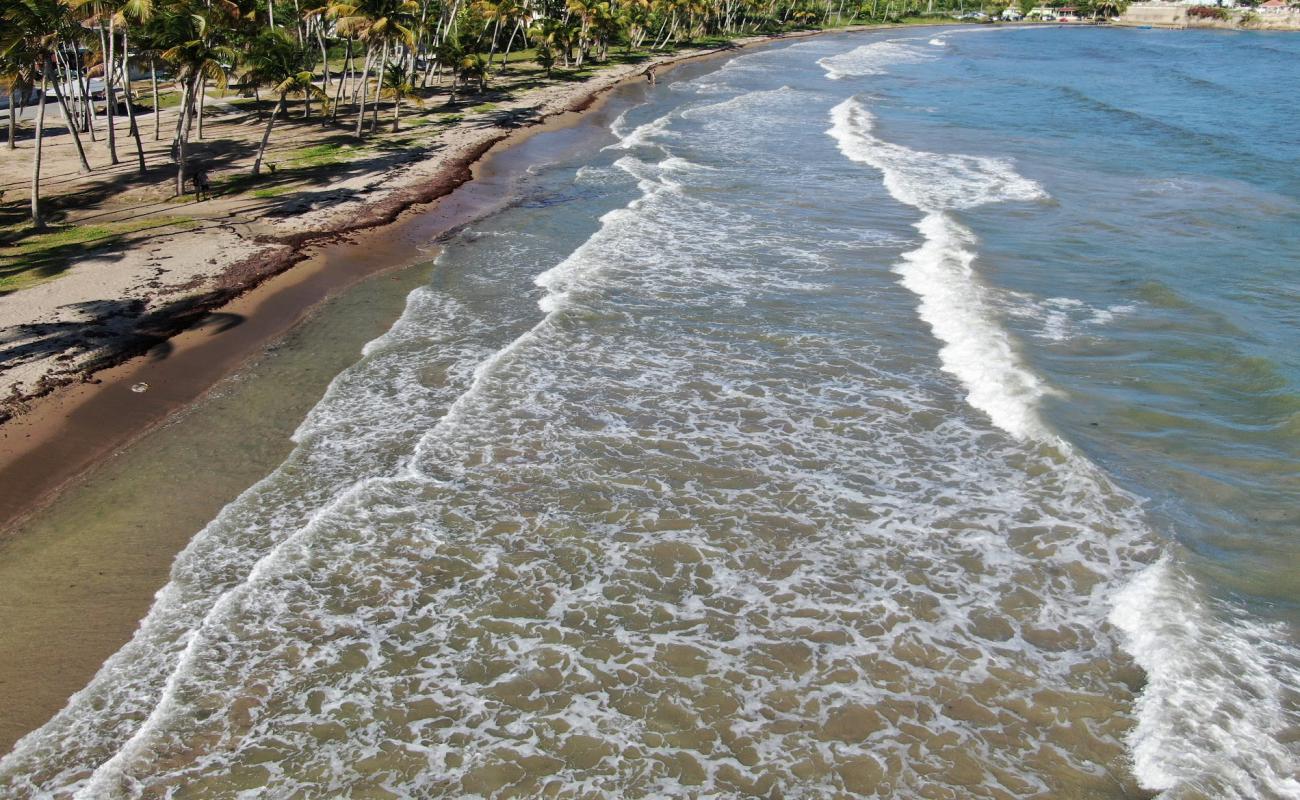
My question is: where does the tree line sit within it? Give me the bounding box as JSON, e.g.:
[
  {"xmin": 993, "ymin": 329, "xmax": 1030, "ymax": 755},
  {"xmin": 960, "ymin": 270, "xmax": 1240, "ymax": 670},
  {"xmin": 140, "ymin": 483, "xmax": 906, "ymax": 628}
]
[{"xmin": 2, "ymin": 0, "xmax": 999, "ymax": 227}]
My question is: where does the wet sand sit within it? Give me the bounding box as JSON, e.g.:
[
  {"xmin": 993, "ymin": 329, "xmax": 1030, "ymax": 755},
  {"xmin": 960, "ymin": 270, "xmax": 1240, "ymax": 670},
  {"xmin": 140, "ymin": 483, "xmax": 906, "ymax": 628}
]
[{"xmin": 0, "ymin": 87, "xmax": 641, "ymax": 753}]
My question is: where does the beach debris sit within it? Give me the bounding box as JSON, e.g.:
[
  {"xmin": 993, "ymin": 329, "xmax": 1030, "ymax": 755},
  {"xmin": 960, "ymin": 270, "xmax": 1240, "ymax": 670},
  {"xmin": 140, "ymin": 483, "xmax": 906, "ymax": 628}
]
[{"xmin": 131, "ymin": 382, "xmax": 149, "ymax": 393}]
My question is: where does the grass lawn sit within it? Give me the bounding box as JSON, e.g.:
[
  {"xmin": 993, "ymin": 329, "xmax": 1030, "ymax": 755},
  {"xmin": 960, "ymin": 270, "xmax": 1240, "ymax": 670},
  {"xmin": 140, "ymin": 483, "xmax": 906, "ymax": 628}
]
[{"xmin": 0, "ymin": 216, "xmax": 199, "ymax": 293}]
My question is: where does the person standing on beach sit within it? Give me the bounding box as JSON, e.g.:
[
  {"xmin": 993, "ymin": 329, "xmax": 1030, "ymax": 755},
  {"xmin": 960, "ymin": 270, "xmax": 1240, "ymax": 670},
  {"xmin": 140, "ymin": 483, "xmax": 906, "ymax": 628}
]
[{"xmin": 193, "ymin": 166, "xmax": 211, "ymax": 202}]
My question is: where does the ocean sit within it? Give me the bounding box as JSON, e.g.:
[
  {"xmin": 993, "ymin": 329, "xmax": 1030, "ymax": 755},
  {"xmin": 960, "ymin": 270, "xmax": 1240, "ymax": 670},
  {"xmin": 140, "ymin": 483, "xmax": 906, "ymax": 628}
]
[{"xmin": 2, "ymin": 25, "xmax": 1297, "ymax": 799}]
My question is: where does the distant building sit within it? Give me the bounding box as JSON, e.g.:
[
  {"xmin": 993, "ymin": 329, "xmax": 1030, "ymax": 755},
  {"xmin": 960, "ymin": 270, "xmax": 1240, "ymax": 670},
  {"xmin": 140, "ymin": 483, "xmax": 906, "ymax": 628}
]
[
  {"xmin": 1258, "ymin": 0, "xmax": 1290, "ymax": 12},
  {"xmin": 1001, "ymin": 6, "xmax": 1024, "ymax": 17}
]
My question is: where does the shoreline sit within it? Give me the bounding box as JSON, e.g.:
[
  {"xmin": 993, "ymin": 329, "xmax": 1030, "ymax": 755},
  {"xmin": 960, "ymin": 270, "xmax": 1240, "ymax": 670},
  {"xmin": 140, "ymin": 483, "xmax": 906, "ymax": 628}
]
[
  {"xmin": 0, "ymin": 24, "xmax": 898, "ymax": 755},
  {"xmin": 0, "ymin": 28, "xmax": 858, "ymax": 537}
]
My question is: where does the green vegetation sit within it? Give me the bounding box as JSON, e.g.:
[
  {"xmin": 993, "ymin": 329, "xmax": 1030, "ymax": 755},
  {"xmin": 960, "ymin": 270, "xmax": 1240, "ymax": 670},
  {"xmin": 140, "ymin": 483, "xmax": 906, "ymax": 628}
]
[
  {"xmin": 0, "ymin": 218, "xmax": 199, "ymax": 292},
  {"xmin": 287, "ymin": 142, "xmax": 356, "ymax": 167},
  {"xmin": 250, "ymin": 183, "xmax": 305, "ymax": 198}
]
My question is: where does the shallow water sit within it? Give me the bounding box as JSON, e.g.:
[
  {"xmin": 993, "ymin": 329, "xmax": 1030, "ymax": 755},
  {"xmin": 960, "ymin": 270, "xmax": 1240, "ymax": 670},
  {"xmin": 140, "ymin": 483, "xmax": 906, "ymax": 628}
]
[{"xmin": 2, "ymin": 26, "xmax": 1297, "ymax": 799}]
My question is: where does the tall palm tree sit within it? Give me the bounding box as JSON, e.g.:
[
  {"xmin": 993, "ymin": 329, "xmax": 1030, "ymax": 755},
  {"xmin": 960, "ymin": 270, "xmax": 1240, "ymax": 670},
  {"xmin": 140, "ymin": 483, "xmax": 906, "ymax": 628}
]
[
  {"xmin": 242, "ymin": 29, "xmax": 324, "ymax": 174},
  {"xmin": 113, "ymin": 0, "xmax": 155, "ymax": 172},
  {"xmin": 154, "ymin": 1, "xmax": 235, "ymax": 194},
  {"xmin": 2, "ymin": 0, "xmax": 90, "ymax": 224},
  {"xmin": 67, "ymin": 0, "xmax": 125, "ymax": 164},
  {"xmin": 329, "ymin": 0, "xmax": 417, "ymax": 137}
]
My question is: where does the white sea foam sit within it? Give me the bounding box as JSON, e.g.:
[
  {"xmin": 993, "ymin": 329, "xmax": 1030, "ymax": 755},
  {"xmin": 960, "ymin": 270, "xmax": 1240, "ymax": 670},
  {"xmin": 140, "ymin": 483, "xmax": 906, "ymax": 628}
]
[
  {"xmin": 1002, "ymin": 293, "xmax": 1137, "ymax": 342},
  {"xmin": 818, "ymin": 40, "xmax": 936, "ymax": 80},
  {"xmin": 1110, "ymin": 558, "xmax": 1300, "ymax": 799},
  {"xmin": 827, "ymin": 98, "xmax": 1052, "ymax": 441},
  {"xmin": 604, "ymin": 112, "xmax": 676, "ymax": 151}
]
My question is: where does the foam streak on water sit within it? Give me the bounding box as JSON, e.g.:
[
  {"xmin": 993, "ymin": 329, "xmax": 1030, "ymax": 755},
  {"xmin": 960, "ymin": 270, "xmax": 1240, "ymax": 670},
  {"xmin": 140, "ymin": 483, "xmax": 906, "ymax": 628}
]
[
  {"xmin": 828, "ymin": 98, "xmax": 1051, "ymax": 441},
  {"xmin": 822, "ymin": 74, "xmax": 1300, "ymax": 800}
]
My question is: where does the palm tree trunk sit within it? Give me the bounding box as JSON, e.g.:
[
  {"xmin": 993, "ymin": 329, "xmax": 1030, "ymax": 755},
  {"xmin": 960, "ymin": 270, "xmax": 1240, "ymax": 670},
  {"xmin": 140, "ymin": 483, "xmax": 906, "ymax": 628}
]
[
  {"xmin": 100, "ymin": 23, "xmax": 120, "ymax": 165},
  {"xmin": 176, "ymin": 76, "xmax": 196, "ymax": 196},
  {"xmin": 370, "ymin": 40, "xmax": 388, "ymax": 132},
  {"xmin": 120, "ymin": 28, "xmax": 147, "ymax": 173},
  {"xmin": 52, "ymin": 80, "xmax": 92, "ymax": 173},
  {"xmin": 151, "ymin": 58, "xmax": 160, "ymax": 140},
  {"xmin": 332, "ymin": 37, "xmax": 351, "ymax": 120},
  {"xmin": 6, "ymin": 89, "xmax": 15, "ymax": 149},
  {"xmin": 47, "ymin": 50, "xmax": 92, "ymax": 172},
  {"xmin": 74, "ymin": 47, "xmax": 98, "ymax": 141},
  {"xmin": 316, "ymin": 23, "xmax": 331, "ymax": 95},
  {"xmin": 32, "ymin": 68, "xmax": 51, "ymax": 228},
  {"xmin": 252, "ymin": 93, "xmax": 284, "ymax": 175},
  {"xmin": 485, "ymin": 17, "xmax": 501, "ymax": 72},
  {"xmin": 196, "ymin": 78, "xmax": 206, "ymax": 139},
  {"xmin": 392, "ymin": 93, "xmax": 401, "ymax": 131},
  {"xmin": 355, "ymin": 42, "xmax": 374, "ymax": 137},
  {"xmin": 497, "ymin": 18, "xmax": 522, "ymax": 75}
]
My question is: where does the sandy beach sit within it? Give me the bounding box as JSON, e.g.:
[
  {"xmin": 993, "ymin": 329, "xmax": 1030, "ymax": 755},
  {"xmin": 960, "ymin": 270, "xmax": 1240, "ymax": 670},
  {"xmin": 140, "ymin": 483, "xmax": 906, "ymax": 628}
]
[{"xmin": 0, "ymin": 43, "xmax": 731, "ymax": 427}]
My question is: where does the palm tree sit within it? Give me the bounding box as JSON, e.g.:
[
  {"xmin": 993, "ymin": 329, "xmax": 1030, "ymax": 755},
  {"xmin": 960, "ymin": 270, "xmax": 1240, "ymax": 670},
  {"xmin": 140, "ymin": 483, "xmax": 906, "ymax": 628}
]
[
  {"xmin": 1, "ymin": 0, "xmax": 90, "ymax": 224},
  {"xmin": 433, "ymin": 33, "xmax": 463, "ymax": 100},
  {"xmin": 329, "ymin": 0, "xmax": 417, "ymax": 137},
  {"xmin": 113, "ymin": 0, "xmax": 155, "ymax": 172},
  {"xmin": 457, "ymin": 52, "xmax": 486, "ymax": 93},
  {"xmin": 534, "ymin": 43, "xmax": 554, "ymax": 77},
  {"xmin": 67, "ymin": 0, "xmax": 124, "ymax": 164},
  {"xmin": 154, "ymin": 2, "xmax": 234, "ymax": 195},
  {"xmin": 379, "ymin": 59, "xmax": 419, "ymax": 130},
  {"xmin": 473, "ymin": 0, "xmax": 522, "ymax": 74},
  {"xmin": 242, "ymin": 29, "xmax": 324, "ymax": 175},
  {"xmin": 1, "ymin": 52, "xmax": 35, "ymax": 150}
]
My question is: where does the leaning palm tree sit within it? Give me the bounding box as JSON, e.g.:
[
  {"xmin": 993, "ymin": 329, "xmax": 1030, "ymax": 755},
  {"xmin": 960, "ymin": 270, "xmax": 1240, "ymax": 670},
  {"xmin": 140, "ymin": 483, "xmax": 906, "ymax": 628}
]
[{"xmin": 243, "ymin": 29, "xmax": 325, "ymax": 175}]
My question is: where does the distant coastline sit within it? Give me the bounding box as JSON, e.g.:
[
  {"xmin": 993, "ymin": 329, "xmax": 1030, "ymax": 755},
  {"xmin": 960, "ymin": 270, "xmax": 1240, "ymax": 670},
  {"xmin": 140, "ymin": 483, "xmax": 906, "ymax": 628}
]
[{"xmin": 1119, "ymin": 2, "xmax": 1300, "ymax": 29}]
